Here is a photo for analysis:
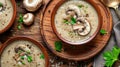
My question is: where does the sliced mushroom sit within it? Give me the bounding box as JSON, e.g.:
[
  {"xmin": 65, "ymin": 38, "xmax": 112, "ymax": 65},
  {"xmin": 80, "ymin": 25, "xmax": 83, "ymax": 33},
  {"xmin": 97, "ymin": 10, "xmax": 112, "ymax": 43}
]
[
  {"xmin": 23, "ymin": 0, "xmax": 43, "ymax": 12},
  {"xmin": 76, "ymin": 17, "xmax": 91, "ymax": 36},
  {"xmin": 15, "ymin": 45, "xmax": 31, "ymax": 53},
  {"xmin": 66, "ymin": 5, "xmax": 81, "ymax": 17},
  {"xmin": 23, "ymin": 13, "xmax": 34, "ymax": 26},
  {"xmin": 66, "ymin": 10, "xmax": 78, "ymax": 19},
  {"xmin": 0, "ymin": 3, "xmax": 5, "ymax": 12},
  {"xmin": 73, "ymin": 24, "xmax": 85, "ymax": 30}
]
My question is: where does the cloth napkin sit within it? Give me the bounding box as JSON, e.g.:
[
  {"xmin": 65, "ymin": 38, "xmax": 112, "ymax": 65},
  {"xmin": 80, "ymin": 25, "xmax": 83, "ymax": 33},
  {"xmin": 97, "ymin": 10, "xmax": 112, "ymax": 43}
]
[{"xmin": 93, "ymin": 8, "xmax": 120, "ymax": 67}]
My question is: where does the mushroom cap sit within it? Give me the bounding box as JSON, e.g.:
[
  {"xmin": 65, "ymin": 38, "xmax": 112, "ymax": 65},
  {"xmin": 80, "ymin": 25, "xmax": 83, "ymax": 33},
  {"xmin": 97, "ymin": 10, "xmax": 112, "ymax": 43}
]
[
  {"xmin": 23, "ymin": 0, "xmax": 43, "ymax": 12},
  {"xmin": 23, "ymin": 13, "xmax": 34, "ymax": 26}
]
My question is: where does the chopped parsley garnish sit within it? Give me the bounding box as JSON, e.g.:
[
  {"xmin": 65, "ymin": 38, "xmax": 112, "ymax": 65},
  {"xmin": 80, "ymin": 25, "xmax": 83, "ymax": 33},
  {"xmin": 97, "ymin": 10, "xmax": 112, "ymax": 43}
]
[
  {"xmin": 70, "ymin": 17, "xmax": 76, "ymax": 24},
  {"xmin": 78, "ymin": 4, "xmax": 84, "ymax": 8},
  {"xmin": 27, "ymin": 56, "xmax": 33, "ymax": 62},
  {"xmin": 21, "ymin": 61, "xmax": 25, "ymax": 65},
  {"xmin": 64, "ymin": 19, "xmax": 69, "ymax": 24},
  {"xmin": 20, "ymin": 56, "xmax": 24, "ymax": 60},
  {"xmin": 64, "ymin": 17, "xmax": 76, "ymax": 25},
  {"xmin": 0, "ymin": 2, "xmax": 3, "ymax": 7},
  {"xmin": 55, "ymin": 41, "xmax": 62, "ymax": 52},
  {"xmin": 40, "ymin": 54, "xmax": 44, "ymax": 59},
  {"xmin": 100, "ymin": 29, "xmax": 107, "ymax": 35}
]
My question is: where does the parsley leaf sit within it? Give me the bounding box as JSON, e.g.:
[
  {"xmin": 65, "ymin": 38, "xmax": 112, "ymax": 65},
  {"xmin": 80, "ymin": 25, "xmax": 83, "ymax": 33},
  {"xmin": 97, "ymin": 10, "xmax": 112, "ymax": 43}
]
[
  {"xmin": 0, "ymin": 2, "xmax": 3, "ymax": 7},
  {"xmin": 78, "ymin": 5, "xmax": 84, "ymax": 8},
  {"xmin": 17, "ymin": 25, "xmax": 21, "ymax": 30},
  {"xmin": 103, "ymin": 46, "xmax": 120, "ymax": 67},
  {"xmin": 18, "ymin": 14, "xmax": 23, "ymax": 23},
  {"xmin": 27, "ymin": 56, "xmax": 33, "ymax": 62},
  {"xmin": 40, "ymin": 54, "xmax": 44, "ymax": 59},
  {"xmin": 100, "ymin": 29, "xmax": 107, "ymax": 35},
  {"xmin": 20, "ymin": 56, "xmax": 24, "ymax": 60},
  {"xmin": 21, "ymin": 61, "xmax": 25, "ymax": 65},
  {"xmin": 64, "ymin": 19, "xmax": 69, "ymax": 24},
  {"xmin": 70, "ymin": 17, "xmax": 76, "ymax": 25},
  {"xmin": 55, "ymin": 41, "xmax": 62, "ymax": 52}
]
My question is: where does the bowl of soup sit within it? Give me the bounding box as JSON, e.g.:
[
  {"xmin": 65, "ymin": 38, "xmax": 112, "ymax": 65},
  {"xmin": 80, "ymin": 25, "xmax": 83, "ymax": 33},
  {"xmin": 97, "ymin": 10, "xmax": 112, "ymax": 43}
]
[
  {"xmin": 0, "ymin": 37, "xmax": 49, "ymax": 67},
  {"xmin": 0, "ymin": 0, "xmax": 16, "ymax": 34},
  {"xmin": 52, "ymin": 0, "xmax": 102, "ymax": 45}
]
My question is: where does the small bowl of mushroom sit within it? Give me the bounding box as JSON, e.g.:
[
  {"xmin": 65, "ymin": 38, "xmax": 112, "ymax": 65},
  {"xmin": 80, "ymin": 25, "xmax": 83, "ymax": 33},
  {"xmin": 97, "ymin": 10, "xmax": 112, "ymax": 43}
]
[{"xmin": 51, "ymin": 0, "xmax": 102, "ymax": 45}]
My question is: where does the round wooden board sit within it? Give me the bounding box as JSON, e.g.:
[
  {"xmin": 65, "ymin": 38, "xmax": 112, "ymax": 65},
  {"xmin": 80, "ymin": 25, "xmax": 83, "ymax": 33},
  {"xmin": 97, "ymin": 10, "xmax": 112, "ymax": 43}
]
[{"xmin": 41, "ymin": 0, "xmax": 112, "ymax": 61}]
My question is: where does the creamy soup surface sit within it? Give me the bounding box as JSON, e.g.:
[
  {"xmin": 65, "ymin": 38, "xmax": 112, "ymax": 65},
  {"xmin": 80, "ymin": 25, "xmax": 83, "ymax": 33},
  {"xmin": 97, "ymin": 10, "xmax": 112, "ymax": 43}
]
[
  {"xmin": 0, "ymin": 40, "xmax": 45, "ymax": 67},
  {"xmin": 55, "ymin": 0, "xmax": 99, "ymax": 43},
  {"xmin": 0, "ymin": 0, "xmax": 13, "ymax": 31}
]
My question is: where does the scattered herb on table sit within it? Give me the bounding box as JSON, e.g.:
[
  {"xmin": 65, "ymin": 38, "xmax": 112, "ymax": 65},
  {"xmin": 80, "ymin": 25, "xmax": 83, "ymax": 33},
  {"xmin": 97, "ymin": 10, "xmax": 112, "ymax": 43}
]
[
  {"xmin": 40, "ymin": 54, "xmax": 44, "ymax": 59},
  {"xmin": 17, "ymin": 14, "xmax": 23, "ymax": 30},
  {"xmin": 27, "ymin": 56, "xmax": 33, "ymax": 62},
  {"xmin": 55, "ymin": 41, "xmax": 62, "ymax": 52},
  {"xmin": 18, "ymin": 14, "xmax": 23, "ymax": 23},
  {"xmin": 100, "ymin": 29, "xmax": 107, "ymax": 35},
  {"xmin": 0, "ymin": 2, "xmax": 3, "ymax": 7},
  {"xmin": 17, "ymin": 25, "xmax": 21, "ymax": 30},
  {"xmin": 103, "ymin": 46, "xmax": 120, "ymax": 67}
]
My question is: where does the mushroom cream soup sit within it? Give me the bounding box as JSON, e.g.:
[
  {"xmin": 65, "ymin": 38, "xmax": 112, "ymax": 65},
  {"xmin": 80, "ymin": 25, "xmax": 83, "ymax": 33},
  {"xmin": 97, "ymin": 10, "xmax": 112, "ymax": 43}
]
[
  {"xmin": 0, "ymin": 0, "xmax": 13, "ymax": 31},
  {"xmin": 55, "ymin": 0, "xmax": 99, "ymax": 43},
  {"xmin": 0, "ymin": 40, "xmax": 45, "ymax": 67}
]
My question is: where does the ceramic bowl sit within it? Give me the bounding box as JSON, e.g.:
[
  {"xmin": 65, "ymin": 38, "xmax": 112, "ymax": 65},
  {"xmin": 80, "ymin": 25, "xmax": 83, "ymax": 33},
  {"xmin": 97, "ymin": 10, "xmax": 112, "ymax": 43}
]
[
  {"xmin": 0, "ymin": 0, "xmax": 16, "ymax": 34},
  {"xmin": 0, "ymin": 37, "xmax": 49, "ymax": 67},
  {"xmin": 51, "ymin": 0, "xmax": 102, "ymax": 45}
]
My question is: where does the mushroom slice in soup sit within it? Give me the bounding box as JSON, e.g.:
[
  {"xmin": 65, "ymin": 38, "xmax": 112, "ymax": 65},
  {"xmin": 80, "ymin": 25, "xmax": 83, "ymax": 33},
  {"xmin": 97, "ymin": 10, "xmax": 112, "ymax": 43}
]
[
  {"xmin": 73, "ymin": 17, "xmax": 91, "ymax": 36},
  {"xmin": 66, "ymin": 5, "xmax": 81, "ymax": 18}
]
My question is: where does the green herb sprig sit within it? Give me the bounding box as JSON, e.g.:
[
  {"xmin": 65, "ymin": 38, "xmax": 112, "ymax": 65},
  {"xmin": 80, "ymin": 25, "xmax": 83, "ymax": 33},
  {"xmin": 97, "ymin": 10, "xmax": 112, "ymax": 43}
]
[
  {"xmin": 100, "ymin": 29, "xmax": 107, "ymax": 35},
  {"xmin": 64, "ymin": 17, "xmax": 76, "ymax": 25},
  {"xmin": 103, "ymin": 46, "xmax": 120, "ymax": 67},
  {"xmin": 78, "ymin": 4, "xmax": 84, "ymax": 8},
  {"xmin": 17, "ymin": 14, "xmax": 23, "ymax": 30},
  {"xmin": 0, "ymin": 2, "xmax": 3, "ymax": 7},
  {"xmin": 27, "ymin": 56, "xmax": 33, "ymax": 62},
  {"xmin": 55, "ymin": 41, "xmax": 62, "ymax": 52},
  {"xmin": 40, "ymin": 54, "xmax": 44, "ymax": 59}
]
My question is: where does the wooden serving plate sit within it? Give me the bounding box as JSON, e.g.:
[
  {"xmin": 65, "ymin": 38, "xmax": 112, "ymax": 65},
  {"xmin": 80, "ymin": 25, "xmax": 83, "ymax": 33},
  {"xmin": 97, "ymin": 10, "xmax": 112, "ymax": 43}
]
[
  {"xmin": 0, "ymin": 0, "xmax": 16, "ymax": 34},
  {"xmin": 41, "ymin": 0, "xmax": 112, "ymax": 61},
  {"xmin": 0, "ymin": 37, "xmax": 49, "ymax": 67}
]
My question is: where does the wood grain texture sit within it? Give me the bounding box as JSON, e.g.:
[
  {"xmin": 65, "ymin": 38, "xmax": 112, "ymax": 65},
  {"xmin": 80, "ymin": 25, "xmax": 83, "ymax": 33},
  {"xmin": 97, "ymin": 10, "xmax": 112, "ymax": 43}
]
[{"xmin": 41, "ymin": 0, "xmax": 113, "ymax": 61}]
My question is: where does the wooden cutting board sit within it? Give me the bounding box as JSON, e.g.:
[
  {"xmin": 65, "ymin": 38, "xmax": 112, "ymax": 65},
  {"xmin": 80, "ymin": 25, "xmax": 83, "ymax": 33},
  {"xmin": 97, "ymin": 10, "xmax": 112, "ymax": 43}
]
[{"xmin": 41, "ymin": 0, "xmax": 113, "ymax": 61}]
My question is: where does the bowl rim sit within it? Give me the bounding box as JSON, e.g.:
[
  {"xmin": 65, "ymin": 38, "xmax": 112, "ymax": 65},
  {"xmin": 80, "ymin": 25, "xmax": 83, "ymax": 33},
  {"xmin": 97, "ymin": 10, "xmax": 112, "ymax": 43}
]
[
  {"xmin": 51, "ymin": 0, "xmax": 102, "ymax": 45},
  {"xmin": 0, "ymin": 36, "xmax": 49, "ymax": 67},
  {"xmin": 0, "ymin": 0, "xmax": 16, "ymax": 34}
]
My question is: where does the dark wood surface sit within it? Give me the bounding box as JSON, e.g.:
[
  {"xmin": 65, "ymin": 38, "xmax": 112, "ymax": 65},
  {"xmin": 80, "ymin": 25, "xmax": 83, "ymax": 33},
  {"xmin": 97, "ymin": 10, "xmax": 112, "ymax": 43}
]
[
  {"xmin": 41, "ymin": 0, "xmax": 112, "ymax": 61},
  {"xmin": 0, "ymin": 0, "xmax": 112, "ymax": 67}
]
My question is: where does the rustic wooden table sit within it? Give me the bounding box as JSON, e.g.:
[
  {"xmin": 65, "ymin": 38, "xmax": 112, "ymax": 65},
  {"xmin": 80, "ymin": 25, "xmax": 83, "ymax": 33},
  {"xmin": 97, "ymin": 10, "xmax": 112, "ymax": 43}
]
[{"xmin": 0, "ymin": 0, "xmax": 112, "ymax": 67}]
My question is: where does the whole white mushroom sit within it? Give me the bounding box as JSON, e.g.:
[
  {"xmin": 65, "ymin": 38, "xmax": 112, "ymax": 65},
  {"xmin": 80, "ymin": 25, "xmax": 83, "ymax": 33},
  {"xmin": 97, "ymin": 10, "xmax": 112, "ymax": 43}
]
[
  {"xmin": 23, "ymin": 0, "xmax": 43, "ymax": 12},
  {"xmin": 23, "ymin": 13, "xmax": 34, "ymax": 26}
]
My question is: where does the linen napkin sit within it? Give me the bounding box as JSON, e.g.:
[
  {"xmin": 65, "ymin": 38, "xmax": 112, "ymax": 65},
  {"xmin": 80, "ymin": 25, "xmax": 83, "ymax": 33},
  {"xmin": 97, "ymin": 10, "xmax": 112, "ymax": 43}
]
[{"xmin": 93, "ymin": 8, "xmax": 120, "ymax": 67}]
